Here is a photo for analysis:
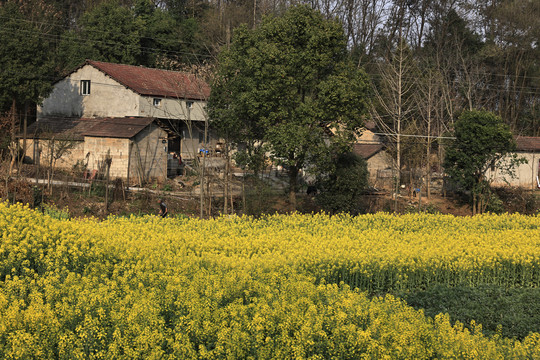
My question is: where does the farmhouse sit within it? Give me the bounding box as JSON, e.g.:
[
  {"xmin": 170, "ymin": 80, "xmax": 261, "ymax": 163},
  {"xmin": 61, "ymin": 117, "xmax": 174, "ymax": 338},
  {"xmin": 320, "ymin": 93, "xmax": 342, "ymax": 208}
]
[
  {"xmin": 353, "ymin": 121, "xmax": 393, "ymax": 188},
  {"xmin": 487, "ymin": 136, "xmax": 540, "ymax": 189},
  {"xmin": 20, "ymin": 60, "xmax": 211, "ymax": 182},
  {"xmin": 25, "ymin": 116, "xmax": 174, "ymax": 183}
]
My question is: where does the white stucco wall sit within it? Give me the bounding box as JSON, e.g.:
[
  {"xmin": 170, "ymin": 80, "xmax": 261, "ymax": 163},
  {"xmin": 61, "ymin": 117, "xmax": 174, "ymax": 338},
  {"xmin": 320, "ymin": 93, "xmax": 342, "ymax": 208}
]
[
  {"xmin": 39, "ymin": 64, "xmax": 208, "ymax": 123},
  {"xmin": 488, "ymin": 152, "xmax": 539, "ymax": 189},
  {"xmin": 367, "ymin": 151, "xmax": 394, "ymax": 188},
  {"xmin": 139, "ymin": 97, "xmax": 206, "ymax": 121},
  {"xmin": 38, "ymin": 65, "xmax": 140, "ymax": 119}
]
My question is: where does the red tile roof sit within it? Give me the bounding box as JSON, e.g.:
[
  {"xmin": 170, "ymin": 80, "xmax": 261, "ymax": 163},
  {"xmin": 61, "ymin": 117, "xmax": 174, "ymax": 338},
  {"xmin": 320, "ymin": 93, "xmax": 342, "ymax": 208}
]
[
  {"xmin": 86, "ymin": 60, "xmax": 210, "ymax": 100},
  {"xmin": 24, "ymin": 117, "xmax": 103, "ymax": 141},
  {"xmin": 353, "ymin": 143, "xmax": 384, "ymax": 159},
  {"xmin": 515, "ymin": 136, "xmax": 540, "ymax": 152},
  {"xmin": 83, "ymin": 117, "xmax": 155, "ymax": 138},
  {"xmin": 364, "ymin": 121, "xmax": 377, "ymax": 131},
  {"xmin": 24, "ymin": 117, "xmax": 157, "ymax": 140}
]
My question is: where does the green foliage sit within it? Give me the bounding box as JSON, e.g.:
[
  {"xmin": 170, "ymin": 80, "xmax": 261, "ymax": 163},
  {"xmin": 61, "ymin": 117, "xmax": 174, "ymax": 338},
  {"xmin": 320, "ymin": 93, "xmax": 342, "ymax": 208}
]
[
  {"xmin": 134, "ymin": 0, "xmax": 186, "ymax": 67},
  {"xmin": 243, "ymin": 177, "xmax": 276, "ymax": 216},
  {"xmin": 402, "ymin": 285, "xmax": 540, "ymax": 340},
  {"xmin": 485, "ymin": 191, "xmax": 505, "ymax": 214},
  {"xmin": 208, "ymin": 5, "xmax": 371, "ymax": 203},
  {"xmin": 404, "ymin": 203, "xmax": 441, "ymax": 214},
  {"xmin": 57, "ymin": 0, "xmax": 145, "ymax": 71},
  {"xmin": 493, "ymin": 187, "xmax": 540, "ymax": 215},
  {"xmin": 443, "ymin": 110, "xmax": 524, "ymax": 213},
  {"xmin": 315, "ymin": 152, "xmax": 369, "ymax": 214},
  {"xmin": 42, "ymin": 203, "xmax": 71, "ymax": 220},
  {"xmin": 0, "ymin": 2, "xmax": 55, "ymax": 112},
  {"xmin": 90, "ymin": 182, "xmax": 106, "ymax": 197}
]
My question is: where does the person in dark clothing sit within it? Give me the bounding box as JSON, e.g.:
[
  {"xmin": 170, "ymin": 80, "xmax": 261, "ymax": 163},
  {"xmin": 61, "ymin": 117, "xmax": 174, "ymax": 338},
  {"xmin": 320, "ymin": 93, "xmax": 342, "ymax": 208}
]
[{"xmin": 158, "ymin": 199, "xmax": 168, "ymax": 218}]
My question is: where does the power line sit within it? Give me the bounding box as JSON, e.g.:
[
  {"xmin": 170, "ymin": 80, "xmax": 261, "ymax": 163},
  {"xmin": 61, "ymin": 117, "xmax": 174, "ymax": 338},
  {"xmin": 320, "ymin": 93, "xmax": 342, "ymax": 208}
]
[
  {"xmin": 2, "ymin": 10, "xmax": 540, "ymax": 83},
  {"xmin": 371, "ymin": 132, "xmax": 456, "ymax": 140},
  {"xmin": 2, "ymin": 11, "xmax": 540, "ymax": 84},
  {"xmin": 0, "ymin": 26, "xmax": 216, "ymax": 62},
  {"xmin": 0, "ymin": 13, "xmax": 212, "ymax": 50}
]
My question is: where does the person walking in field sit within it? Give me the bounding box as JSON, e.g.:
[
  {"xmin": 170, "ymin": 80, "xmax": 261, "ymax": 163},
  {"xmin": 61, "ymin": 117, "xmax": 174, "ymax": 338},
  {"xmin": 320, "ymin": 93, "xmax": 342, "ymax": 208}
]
[{"xmin": 158, "ymin": 199, "xmax": 168, "ymax": 218}]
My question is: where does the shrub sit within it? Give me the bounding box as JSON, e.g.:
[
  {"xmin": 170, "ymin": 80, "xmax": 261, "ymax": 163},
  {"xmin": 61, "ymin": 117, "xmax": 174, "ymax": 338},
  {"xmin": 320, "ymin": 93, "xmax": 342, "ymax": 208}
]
[{"xmin": 316, "ymin": 152, "xmax": 369, "ymax": 214}]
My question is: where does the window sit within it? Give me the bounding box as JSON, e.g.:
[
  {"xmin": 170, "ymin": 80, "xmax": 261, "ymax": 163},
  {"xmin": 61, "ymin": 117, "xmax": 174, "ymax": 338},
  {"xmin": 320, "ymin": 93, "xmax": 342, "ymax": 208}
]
[
  {"xmin": 186, "ymin": 101, "xmax": 194, "ymax": 109},
  {"xmin": 80, "ymin": 80, "xmax": 91, "ymax": 95},
  {"xmin": 153, "ymin": 98, "xmax": 162, "ymax": 106}
]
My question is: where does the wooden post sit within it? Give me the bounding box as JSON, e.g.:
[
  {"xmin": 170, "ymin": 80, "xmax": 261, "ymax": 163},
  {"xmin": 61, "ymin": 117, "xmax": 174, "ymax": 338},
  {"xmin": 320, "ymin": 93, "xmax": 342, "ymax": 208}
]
[
  {"xmin": 104, "ymin": 154, "xmax": 112, "ymax": 213},
  {"xmin": 126, "ymin": 141, "xmax": 133, "ymax": 191}
]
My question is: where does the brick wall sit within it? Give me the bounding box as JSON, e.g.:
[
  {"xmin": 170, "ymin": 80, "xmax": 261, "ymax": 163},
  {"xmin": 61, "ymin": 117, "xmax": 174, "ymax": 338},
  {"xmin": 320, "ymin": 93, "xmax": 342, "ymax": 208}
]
[
  {"xmin": 20, "ymin": 138, "xmax": 85, "ymax": 170},
  {"xmin": 84, "ymin": 137, "xmax": 130, "ymax": 178}
]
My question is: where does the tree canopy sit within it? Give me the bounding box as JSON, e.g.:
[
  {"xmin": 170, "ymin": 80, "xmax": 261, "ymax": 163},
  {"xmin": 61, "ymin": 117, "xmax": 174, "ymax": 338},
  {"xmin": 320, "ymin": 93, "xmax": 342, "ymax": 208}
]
[
  {"xmin": 208, "ymin": 5, "xmax": 371, "ymax": 208},
  {"xmin": 443, "ymin": 110, "xmax": 522, "ymax": 214},
  {"xmin": 0, "ymin": 2, "xmax": 54, "ymax": 113},
  {"xmin": 57, "ymin": 0, "xmax": 145, "ymax": 70}
]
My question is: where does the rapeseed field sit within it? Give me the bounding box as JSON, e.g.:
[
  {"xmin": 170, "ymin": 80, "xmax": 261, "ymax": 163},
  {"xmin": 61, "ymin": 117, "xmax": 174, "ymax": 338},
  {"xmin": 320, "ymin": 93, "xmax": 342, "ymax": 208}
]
[{"xmin": 1, "ymin": 202, "xmax": 539, "ymax": 359}]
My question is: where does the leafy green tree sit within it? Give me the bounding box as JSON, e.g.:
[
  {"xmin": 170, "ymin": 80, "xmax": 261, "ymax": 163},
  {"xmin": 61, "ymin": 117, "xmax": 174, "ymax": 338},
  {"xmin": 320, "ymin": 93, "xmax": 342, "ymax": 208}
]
[
  {"xmin": 134, "ymin": 0, "xmax": 184, "ymax": 67},
  {"xmin": 208, "ymin": 5, "xmax": 371, "ymax": 209},
  {"xmin": 443, "ymin": 110, "xmax": 523, "ymax": 214},
  {"xmin": 0, "ymin": 2, "xmax": 55, "ymax": 113},
  {"xmin": 315, "ymin": 152, "xmax": 369, "ymax": 215},
  {"xmin": 0, "ymin": 1, "xmax": 55, "ymax": 165},
  {"xmin": 57, "ymin": 0, "xmax": 144, "ymax": 71}
]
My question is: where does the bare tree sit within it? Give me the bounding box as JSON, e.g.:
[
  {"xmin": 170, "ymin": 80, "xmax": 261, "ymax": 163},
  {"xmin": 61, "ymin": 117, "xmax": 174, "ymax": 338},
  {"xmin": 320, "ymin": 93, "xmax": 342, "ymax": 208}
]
[
  {"xmin": 371, "ymin": 38, "xmax": 417, "ymax": 211},
  {"xmin": 44, "ymin": 134, "xmax": 79, "ymax": 194},
  {"xmin": 415, "ymin": 66, "xmax": 444, "ymax": 200}
]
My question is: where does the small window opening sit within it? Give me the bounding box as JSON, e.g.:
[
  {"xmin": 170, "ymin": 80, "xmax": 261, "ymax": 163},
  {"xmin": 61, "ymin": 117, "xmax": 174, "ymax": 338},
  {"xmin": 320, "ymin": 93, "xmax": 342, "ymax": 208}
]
[
  {"xmin": 186, "ymin": 101, "xmax": 194, "ymax": 109},
  {"xmin": 153, "ymin": 98, "xmax": 162, "ymax": 106},
  {"xmin": 80, "ymin": 80, "xmax": 91, "ymax": 95}
]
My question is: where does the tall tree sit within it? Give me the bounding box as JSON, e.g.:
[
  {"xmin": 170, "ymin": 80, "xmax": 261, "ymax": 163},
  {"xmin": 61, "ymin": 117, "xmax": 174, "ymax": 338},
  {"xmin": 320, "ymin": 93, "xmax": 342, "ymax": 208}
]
[
  {"xmin": 476, "ymin": 0, "xmax": 540, "ymax": 135},
  {"xmin": 134, "ymin": 0, "xmax": 182, "ymax": 67},
  {"xmin": 443, "ymin": 110, "xmax": 522, "ymax": 214},
  {"xmin": 57, "ymin": 0, "xmax": 144, "ymax": 71},
  {"xmin": 372, "ymin": 39, "xmax": 417, "ymax": 210},
  {"xmin": 0, "ymin": 1, "xmax": 55, "ymax": 171},
  {"xmin": 0, "ymin": 2, "xmax": 55, "ymax": 113},
  {"xmin": 209, "ymin": 5, "xmax": 371, "ymax": 210}
]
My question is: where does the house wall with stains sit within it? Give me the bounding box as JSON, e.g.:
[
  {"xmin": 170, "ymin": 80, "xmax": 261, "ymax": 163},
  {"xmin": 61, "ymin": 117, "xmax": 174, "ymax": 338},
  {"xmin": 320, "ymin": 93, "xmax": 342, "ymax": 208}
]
[
  {"xmin": 139, "ymin": 97, "xmax": 206, "ymax": 121},
  {"xmin": 38, "ymin": 65, "xmax": 140, "ymax": 119},
  {"xmin": 19, "ymin": 138, "xmax": 85, "ymax": 170},
  {"xmin": 487, "ymin": 151, "xmax": 539, "ymax": 189},
  {"xmin": 129, "ymin": 124, "xmax": 168, "ymax": 184},
  {"xmin": 84, "ymin": 137, "xmax": 131, "ymax": 179},
  {"xmin": 367, "ymin": 151, "xmax": 394, "ymax": 188}
]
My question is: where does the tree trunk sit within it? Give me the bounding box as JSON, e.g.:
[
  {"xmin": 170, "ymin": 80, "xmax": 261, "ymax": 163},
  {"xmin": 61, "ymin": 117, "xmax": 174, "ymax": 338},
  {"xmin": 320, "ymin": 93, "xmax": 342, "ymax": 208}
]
[
  {"xmin": 105, "ymin": 159, "xmax": 111, "ymax": 213},
  {"xmin": 9, "ymin": 98, "xmax": 17, "ymax": 177},
  {"xmin": 426, "ymin": 129, "xmax": 431, "ymax": 200},
  {"xmin": 200, "ymin": 116, "xmax": 209, "ymax": 219},
  {"xmin": 288, "ymin": 165, "xmax": 299, "ymax": 211},
  {"xmin": 223, "ymin": 142, "xmax": 229, "ymax": 214},
  {"xmin": 47, "ymin": 139, "xmax": 55, "ymax": 194},
  {"xmin": 22, "ymin": 101, "xmax": 28, "ymax": 167},
  {"xmin": 200, "ymin": 152, "xmax": 205, "ymax": 219}
]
